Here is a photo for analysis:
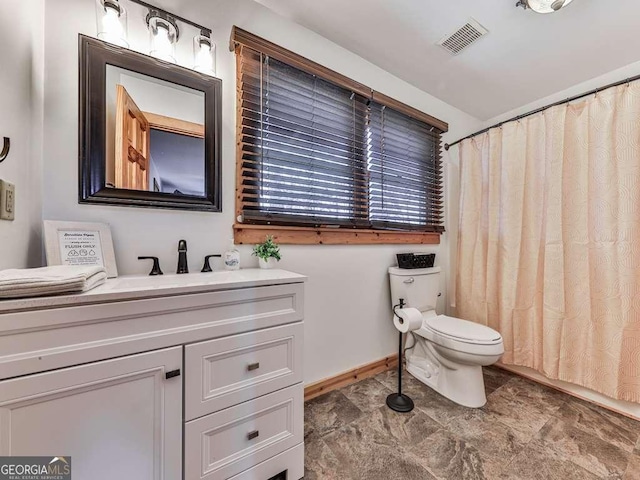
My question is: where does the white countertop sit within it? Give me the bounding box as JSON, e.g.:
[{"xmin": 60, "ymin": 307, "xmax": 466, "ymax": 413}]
[{"xmin": 0, "ymin": 269, "xmax": 306, "ymax": 314}]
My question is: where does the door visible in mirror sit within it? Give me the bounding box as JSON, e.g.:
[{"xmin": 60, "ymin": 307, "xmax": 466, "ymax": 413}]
[{"xmin": 105, "ymin": 65, "xmax": 206, "ymax": 197}]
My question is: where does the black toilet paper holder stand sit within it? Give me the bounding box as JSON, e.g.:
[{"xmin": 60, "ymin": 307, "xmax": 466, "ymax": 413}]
[{"xmin": 386, "ymin": 298, "xmax": 415, "ymax": 413}]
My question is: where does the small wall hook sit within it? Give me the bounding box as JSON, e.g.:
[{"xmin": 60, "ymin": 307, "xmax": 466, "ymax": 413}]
[{"xmin": 0, "ymin": 137, "xmax": 10, "ymax": 163}]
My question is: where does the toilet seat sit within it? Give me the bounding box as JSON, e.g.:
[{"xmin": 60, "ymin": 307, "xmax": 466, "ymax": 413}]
[
  {"xmin": 423, "ymin": 314, "xmax": 502, "ymax": 345},
  {"xmin": 414, "ymin": 313, "xmax": 504, "ymax": 357}
]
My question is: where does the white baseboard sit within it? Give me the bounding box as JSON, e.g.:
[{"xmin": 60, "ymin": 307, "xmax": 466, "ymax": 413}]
[{"xmin": 497, "ymin": 363, "xmax": 640, "ymax": 421}]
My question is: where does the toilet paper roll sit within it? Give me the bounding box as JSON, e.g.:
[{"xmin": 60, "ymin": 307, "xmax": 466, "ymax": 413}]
[{"xmin": 393, "ymin": 307, "xmax": 423, "ymax": 333}]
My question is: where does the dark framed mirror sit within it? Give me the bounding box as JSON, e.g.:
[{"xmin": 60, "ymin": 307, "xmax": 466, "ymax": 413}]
[{"xmin": 79, "ymin": 35, "xmax": 222, "ymax": 211}]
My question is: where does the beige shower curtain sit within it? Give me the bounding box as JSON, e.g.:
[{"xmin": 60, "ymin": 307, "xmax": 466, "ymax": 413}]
[{"xmin": 456, "ymin": 82, "xmax": 640, "ymax": 403}]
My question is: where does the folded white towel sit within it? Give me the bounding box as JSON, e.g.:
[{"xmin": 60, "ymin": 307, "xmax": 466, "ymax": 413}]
[{"xmin": 0, "ymin": 265, "xmax": 108, "ymax": 299}]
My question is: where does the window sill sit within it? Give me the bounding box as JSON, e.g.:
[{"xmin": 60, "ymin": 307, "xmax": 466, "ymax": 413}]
[{"xmin": 233, "ymin": 224, "xmax": 441, "ymax": 245}]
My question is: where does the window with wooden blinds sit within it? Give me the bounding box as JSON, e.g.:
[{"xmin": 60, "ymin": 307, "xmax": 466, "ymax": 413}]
[
  {"xmin": 233, "ymin": 28, "xmax": 448, "ymax": 240},
  {"xmin": 239, "ymin": 47, "xmax": 371, "ymax": 227},
  {"xmin": 367, "ymin": 103, "xmax": 444, "ymax": 231}
]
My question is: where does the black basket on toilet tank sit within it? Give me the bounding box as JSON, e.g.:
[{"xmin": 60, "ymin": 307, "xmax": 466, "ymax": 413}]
[{"xmin": 396, "ymin": 253, "xmax": 435, "ymax": 269}]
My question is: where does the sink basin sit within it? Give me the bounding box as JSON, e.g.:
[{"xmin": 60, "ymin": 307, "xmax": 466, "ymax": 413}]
[{"xmin": 109, "ymin": 272, "xmax": 235, "ymax": 292}]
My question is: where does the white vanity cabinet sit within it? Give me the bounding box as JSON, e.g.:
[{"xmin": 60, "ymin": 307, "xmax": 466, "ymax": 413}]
[
  {"xmin": 0, "ymin": 347, "xmax": 183, "ymax": 480},
  {"xmin": 0, "ymin": 269, "xmax": 306, "ymax": 480}
]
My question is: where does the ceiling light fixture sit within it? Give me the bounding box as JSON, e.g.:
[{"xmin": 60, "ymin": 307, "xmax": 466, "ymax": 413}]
[
  {"xmin": 95, "ymin": 0, "xmax": 128, "ymax": 47},
  {"xmin": 516, "ymin": 0, "xmax": 575, "ymax": 14}
]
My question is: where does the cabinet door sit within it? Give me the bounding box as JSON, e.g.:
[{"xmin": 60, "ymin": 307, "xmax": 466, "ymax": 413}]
[{"xmin": 0, "ymin": 347, "xmax": 182, "ymax": 480}]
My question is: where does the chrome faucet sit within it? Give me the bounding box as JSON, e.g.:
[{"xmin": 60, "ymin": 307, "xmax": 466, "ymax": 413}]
[{"xmin": 177, "ymin": 240, "xmax": 188, "ymax": 274}]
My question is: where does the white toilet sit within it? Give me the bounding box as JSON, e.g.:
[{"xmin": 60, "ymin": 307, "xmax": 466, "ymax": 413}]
[{"xmin": 389, "ymin": 266, "xmax": 504, "ymax": 408}]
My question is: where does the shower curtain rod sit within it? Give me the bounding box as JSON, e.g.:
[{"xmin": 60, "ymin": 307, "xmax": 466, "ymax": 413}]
[{"xmin": 444, "ymin": 73, "xmax": 640, "ymax": 151}]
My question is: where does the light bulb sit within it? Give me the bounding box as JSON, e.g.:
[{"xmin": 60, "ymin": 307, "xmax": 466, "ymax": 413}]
[
  {"xmin": 154, "ymin": 25, "xmax": 173, "ymax": 59},
  {"xmin": 96, "ymin": 0, "xmax": 128, "ymax": 47},
  {"xmin": 148, "ymin": 17, "xmax": 177, "ymax": 63},
  {"xmin": 193, "ymin": 35, "xmax": 216, "ymax": 75}
]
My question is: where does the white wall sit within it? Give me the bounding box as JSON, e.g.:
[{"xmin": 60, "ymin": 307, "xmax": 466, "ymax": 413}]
[
  {"xmin": 0, "ymin": 0, "xmax": 44, "ymax": 270},
  {"xmin": 42, "ymin": 0, "xmax": 481, "ymax": 384}
]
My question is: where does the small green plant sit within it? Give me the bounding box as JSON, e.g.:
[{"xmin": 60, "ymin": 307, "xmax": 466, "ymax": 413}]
[{"xmin": 252, "ymin": 235, "xmax": 281, "ymax": 261}]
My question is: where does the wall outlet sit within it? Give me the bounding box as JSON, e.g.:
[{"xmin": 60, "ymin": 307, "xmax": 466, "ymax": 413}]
[{"xmin": 0, "ymin": 180, "xmax": 15, "ymax": 221}]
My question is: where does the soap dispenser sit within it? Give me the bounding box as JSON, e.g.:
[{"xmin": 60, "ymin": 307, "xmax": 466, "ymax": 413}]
[{"xmin": 224, "ymin": 238, "xmax": 240, "ymax": 271}]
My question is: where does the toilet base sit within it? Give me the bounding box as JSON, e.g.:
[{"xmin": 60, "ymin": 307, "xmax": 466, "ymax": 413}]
[{"xmin": 406, "ymin": 347, "xmax": 488, "ymax": 408}]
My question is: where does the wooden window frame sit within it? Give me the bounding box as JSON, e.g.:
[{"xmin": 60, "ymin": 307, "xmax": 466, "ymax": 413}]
[
  {"xmin": 231, "ymin": 27, "xmax": 446, "ymax": 246},
  {"xmin": 233, "ymin": 224, "xmax": 440, "ymax": 245}
]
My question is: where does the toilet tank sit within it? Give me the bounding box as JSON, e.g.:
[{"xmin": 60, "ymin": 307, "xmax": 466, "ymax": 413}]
[{"xmin": 388, "ymin": 266, "xmax": 441, "ymax": 313}]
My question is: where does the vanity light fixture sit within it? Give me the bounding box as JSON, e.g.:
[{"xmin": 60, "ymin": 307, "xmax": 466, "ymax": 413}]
[
  {"xmin": 132, "ymin": 0, "xmax": 216, "ymax": 74},
  {"xmin": 146, "ymin": 9, "xmax": 179, "ymax": 63},
  {"xmin": 97, "ymin": 0, "xmax": 217, "ymax": 75},
  {"xmin": 95, "ymin": 0, "xmax": 128, "ymax": 47},
  {"xmin": 193, "ymin": 33, "xmax": 216, "ymax": 76},
  {"xmin": 516, "ymin": 0, "xmax": 575, "ymax": 13}
]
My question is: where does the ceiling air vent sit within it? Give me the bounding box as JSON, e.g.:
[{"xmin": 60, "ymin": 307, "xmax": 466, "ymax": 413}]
[{"xmin": 437, "ymin": 19, "xmax": 488, "ymax": 55}]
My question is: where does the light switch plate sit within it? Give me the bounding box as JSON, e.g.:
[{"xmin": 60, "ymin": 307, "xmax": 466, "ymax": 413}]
[{"xmin": 0, "ymin": 180, "xmax": 15, "ymax": 221}]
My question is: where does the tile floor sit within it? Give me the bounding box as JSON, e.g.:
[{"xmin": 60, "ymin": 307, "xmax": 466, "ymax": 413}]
[{"xmin": 304, "ymin": 366, "xmax": 640, "ymax": 480}]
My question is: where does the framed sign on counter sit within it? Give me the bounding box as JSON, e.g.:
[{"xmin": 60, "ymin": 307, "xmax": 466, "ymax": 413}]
[{"xmin": 44, "ymin": 221, "xmax": 118, "ymax": 278}]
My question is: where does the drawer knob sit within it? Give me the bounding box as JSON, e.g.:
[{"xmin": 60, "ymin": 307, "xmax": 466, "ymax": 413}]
[
  {"xmin": 247, "ymin": 430, "xmax": 260, "ymax": 441},
  {"xmin": 165, "ymin": 369, "xmax": 181, "ymax": 379},
  {"xmin": 247, "ymin": 362, "xmax": 260, "ymax": 371}
]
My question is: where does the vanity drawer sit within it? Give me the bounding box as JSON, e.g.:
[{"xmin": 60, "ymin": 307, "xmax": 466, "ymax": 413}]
[
  {"xmin": 185, "ymin": 322, "xmax": 303, "ymax": 420},
  {"xmin": 184, "ymin": 383, "xmax": 303, "ymax": 480},
  {"xmin": 226, "ymin": 443, "xmax": 304, "ymax": 480}
]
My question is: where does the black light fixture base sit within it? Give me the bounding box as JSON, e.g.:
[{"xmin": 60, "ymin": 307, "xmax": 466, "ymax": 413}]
[{"xmin": 386, "ymin": 393, "xmax": 414, "ymax": 413}]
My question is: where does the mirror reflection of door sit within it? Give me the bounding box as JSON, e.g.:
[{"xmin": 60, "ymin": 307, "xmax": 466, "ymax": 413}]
[
  {"xmin": 115, "ymin": 85, "xmax": 150, "ymax": 190},
  {"xmin": 105, "ymin": 65, "xmax": 206, "ymax": 197}
]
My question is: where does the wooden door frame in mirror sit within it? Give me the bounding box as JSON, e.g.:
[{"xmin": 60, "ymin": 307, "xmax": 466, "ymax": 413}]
[{"xmin": 79, "ymin": 34, "xmax": 222, "ymax": 211}]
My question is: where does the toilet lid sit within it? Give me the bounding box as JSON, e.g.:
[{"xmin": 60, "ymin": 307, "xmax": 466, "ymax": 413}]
[{"xmin": 423, "ymin": 314, "xmax": 502, "ymax": 344}]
